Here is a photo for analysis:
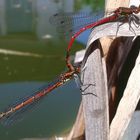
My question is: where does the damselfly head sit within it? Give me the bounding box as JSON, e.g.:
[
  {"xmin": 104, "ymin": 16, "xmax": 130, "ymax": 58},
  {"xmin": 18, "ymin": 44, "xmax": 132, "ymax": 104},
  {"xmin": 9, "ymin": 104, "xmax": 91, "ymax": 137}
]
[{"xmin": 130, "ymin": 5, "xmax": 137, "ymax": 9}]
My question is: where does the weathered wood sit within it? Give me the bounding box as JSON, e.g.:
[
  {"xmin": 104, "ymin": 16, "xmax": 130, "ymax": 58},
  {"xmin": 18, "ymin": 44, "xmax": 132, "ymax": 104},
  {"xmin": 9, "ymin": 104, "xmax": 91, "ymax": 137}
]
[
  {"xmin": 67, "ymin": 0, "xmax": 135, "ymax": 139},
  {"xmin": 110, "ymin": 51, "xmax": 140, "ymax": 140},
  {"xmin": 100, "ymin": 37, "xmax": 114, "ymax": 57},
  {"xmin": 81, "ymin": 41, "xmax": 109, "ymax": 140},
  {"xmin": 66, "ymin": 103, "xmax": 84, "ymax": 140},
  {"xmin": 105, "ymin": 0, "xmax": 129, "ymax": 12}
]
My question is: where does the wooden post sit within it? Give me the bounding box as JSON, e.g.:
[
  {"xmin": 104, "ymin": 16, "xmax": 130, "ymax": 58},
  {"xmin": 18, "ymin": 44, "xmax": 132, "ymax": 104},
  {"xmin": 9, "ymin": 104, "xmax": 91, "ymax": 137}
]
[
  {"xmin": 105, "ymin": 0, "xmax": 129, "ymax": 11},
  {"xmin": 67, "ymin": 0, "xmax": 132, "ymax": 139},
  {"xmin": 81, "ymin": 41, "xmax": 109, "ymax": 140},
  {"xmin": 81, "ymin": 0, "xmax": 130, "ymax": 139},
  {"xmin": 66, "ymin": 103, "xmax": 85, "ymax": 140},
  {"xmin": 110, "ymin": 50, "xmax": 140, "ymax": 140}
]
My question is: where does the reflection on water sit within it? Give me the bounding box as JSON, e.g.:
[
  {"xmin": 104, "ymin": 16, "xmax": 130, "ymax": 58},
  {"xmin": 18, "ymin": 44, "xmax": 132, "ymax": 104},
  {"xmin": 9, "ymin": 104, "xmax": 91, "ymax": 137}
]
[{"xmin": 0, "ymin": 0, "xmax": 104, "ymax": 139}]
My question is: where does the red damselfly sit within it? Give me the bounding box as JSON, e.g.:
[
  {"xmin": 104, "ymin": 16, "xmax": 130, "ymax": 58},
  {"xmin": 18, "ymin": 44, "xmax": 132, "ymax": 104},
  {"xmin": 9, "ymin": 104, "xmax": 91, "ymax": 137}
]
[
  {"xmin": 0, "ymin": 67, "xmax": 80, "ymax": 126},
  {"xmin": 50, "ymin": 6, "xmax": 140, "ymax": 71}
]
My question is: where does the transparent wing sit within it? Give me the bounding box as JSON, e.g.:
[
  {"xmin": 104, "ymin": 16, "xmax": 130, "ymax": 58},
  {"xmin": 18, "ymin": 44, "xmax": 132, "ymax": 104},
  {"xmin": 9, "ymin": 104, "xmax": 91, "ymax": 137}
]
[{"xmin": 49, "ymin": 11, "xmax": 104, "ymax": 37}]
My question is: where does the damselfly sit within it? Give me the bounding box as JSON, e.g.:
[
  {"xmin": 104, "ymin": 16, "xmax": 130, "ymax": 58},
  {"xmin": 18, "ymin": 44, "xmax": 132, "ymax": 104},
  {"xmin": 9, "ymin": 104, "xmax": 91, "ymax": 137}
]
[
  {"xmin": 50, "ymin": 5, "xmax": 140, "ymax": 71},
  {"xmin": 0, "ymin": 67, "xmax": 80, "ymax": 126}
]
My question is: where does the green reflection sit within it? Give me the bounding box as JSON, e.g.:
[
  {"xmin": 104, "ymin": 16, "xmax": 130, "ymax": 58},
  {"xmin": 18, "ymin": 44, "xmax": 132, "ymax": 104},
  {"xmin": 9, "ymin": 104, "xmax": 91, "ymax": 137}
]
[
  {"xmin": 75, "ymin": 0, "xmax": 104, "ymax": 11},
  {"xmin": 0, "ymin": 0, "xmax": 104, "ymax": 83},
  {"xmin": 0, "ymin": 33, "xmax": 83, "ymax": 83}
]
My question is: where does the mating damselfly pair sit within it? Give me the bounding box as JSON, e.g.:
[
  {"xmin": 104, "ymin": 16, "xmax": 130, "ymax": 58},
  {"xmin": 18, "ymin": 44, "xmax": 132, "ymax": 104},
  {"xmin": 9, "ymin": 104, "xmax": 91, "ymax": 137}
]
[{"xmin": 0, "ymin": 5, "xmax": 140, "ymax": 126}]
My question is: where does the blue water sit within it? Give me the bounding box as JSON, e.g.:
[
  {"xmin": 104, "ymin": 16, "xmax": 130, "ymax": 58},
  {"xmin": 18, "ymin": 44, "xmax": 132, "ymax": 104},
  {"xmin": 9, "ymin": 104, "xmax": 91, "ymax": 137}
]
[{"xmin": 0, "ymin": 81, "xmax": 81, "ymax": 139}]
